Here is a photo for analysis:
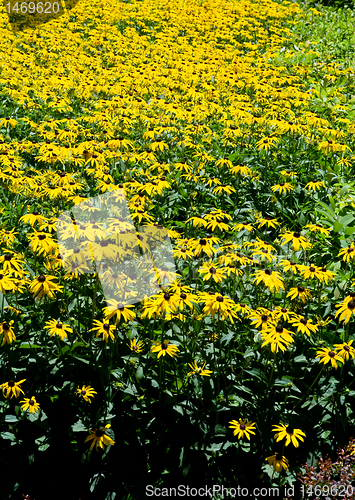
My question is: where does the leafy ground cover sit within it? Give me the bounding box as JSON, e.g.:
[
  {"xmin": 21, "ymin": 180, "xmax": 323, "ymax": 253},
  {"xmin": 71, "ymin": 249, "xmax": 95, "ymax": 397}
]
[{"xmin": 1, "ymin": 0, "xmax": 355, "ymax": 498}]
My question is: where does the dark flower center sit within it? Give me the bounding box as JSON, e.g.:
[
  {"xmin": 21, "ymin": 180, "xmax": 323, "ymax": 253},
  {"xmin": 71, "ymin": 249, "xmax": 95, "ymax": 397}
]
[
  {"xmin": 264, "ymin": 269, "xmax": 272, "ymax": 275},
  {"xmin": 293, "ymin": 232, "xmax": 301, "ymax": 238},
  {"xmin": 81, "ymin": 390, "xmax": 86, "ymax": 395},
  {"xmin": 180, "ymin": 293, "xmax": 187, "ymax": 299},
  {"xmin": 239, "ymin": 424, "xmax": 246, "ymax": 430},
  {"xmin": 276, "ymin": 326, "xmax": 283, "ymax": 333},
  {"xmin": 164, "ymin": 293, "xmax": 170, "ymax": 301},
  {"xmin": 348, "ymin": 301, "xmax": 355, "ymax": 310},
  {"xmin": 209, "ymin": 267, "xmax": 216, "ymax": 274},
  {"xmin": 103, "ymin": 324, "xmax": 110, "ymax": 330},
  {"xmin": 29, "ymin": 399, "xmax": 35, "ymax": 406},
  {"xmin": 8, "ymin": 380, "xmax": 15, "ymax": 387},
  {"xmin": 286, "ymin": 425, "xmax": 294, "ymax": 434},
  {"xmin": 38, "ymin": 234, "xmax": 46, "ymax": 240},
  {"xmin": 100, "ymin": 240, "xmax": 109, "ymax": 247},
  {"xmin": 4, "ymin": 254, "xmax": 12, "ymax": 261},
  {"xmin": 32, "ymin": 211, "xmax": 39, "ymax": 215},
  {"xmin": 300, "ymin": 318, "xmax": 307, "ymax": 325},
  {"xmin": 344, "ymin": 345, "xmax": 350, "ymax": 352},
  {"xmin": 199, "ymin": 239, "xmax": 206, "ymax": 245},
  {"xmin": 309, "ymin": 266, "xmax": 315, "ymax": 272},
  {"xmin": 298, "ymin": 286, "xmax": 305, "ymax": 293},
  {"xmin": 56, "ymin": 323, "xmax": 62, "ymax": 329},
  {"xmin": 261, "ymin": 314, "xmax": 268, "ymax": 322},
  {"xmin": 161, "ymin": 343, "xmax": 168, "ymax": 349},
  {"xmin": 276, "ymin": 453, "xmax": 283, "ymax": 461},
  {"xmin": 329, "ymin": 351, "xmax": 335, "ymax": 358},
  {"xmin": 3, "ymin": 323, "xmax": 10, "ymax": 330},
  {"xmin": 38, "ymin": 276, "xmax": 46, "ymax": 282},
  {"xmin": 281, "ymin": 308, "xmax": 287, "ymax": 313},
  {"xmin": 216, "ymin": 296, "xmax": 224, "ymax": 302},
  {"xmin": 95, "ymin": 429, "xmax": 105, "ymax": 437}
]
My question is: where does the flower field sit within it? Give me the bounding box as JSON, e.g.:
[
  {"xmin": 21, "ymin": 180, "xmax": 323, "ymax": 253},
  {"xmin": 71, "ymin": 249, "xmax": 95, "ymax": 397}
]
[{"xmin": 1, "ymin": 0, "xmax": 355, "ymax": 497}]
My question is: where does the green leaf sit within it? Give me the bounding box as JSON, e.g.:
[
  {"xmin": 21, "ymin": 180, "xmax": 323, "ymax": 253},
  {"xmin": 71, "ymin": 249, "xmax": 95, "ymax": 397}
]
[
  {"xmin": 5, "ymin": 415, "xmax": 18, "ymax": 423},
  {"xmin": 72, "ymin": 420, "xmax": 87, "ymax": 432},
  {"xmin": 0, "ymin": 432, "xmax": 16, "ymax": 441}
]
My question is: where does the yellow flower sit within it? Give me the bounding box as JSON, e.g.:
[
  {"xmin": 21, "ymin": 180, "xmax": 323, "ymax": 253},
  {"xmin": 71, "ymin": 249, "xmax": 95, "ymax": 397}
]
[
  {"xmin": 272, "ymin": 423, "xmax": 306, "ymax": 447},
  {"xmin": 333, "ymin": 340, "xmax": 355, "ymax": 361},
  {"xmin": 338, "ymin": 243, "xmax": 355, "ymax": 262},
  {"xmin": 280, "ymin": 231, "xmax": 311, "ymax": 251},
  {"xmin": 251, "ymin": 268, "xmax": 284, "ymax": 292},
  {"xmin": 151, "ymin": 340, "xmax": 180, "ymax": 358},
  {"xmin": 127, "ymin": 337, "xmax": 145, "ymax": 354},
  {"xmin": 286, "ymin": 286, "xmax": 312, "ymax": 303},
  {"xmin": 84, "ymin": 424, "xmax": 115, "ymax": 451},
  {"xmin": 29, "ymin": 275, "xmax": 63, "ymax": 302},
  {"xmin": 334, "ymin": 300, "xmax": 355, "ymax": 324},
  {"xmin": 187, "ymin": 360, "xmax": 213, "ymax": 377},
  {"xmin": 316, "ymin": 347, "xmax": 344, "ymax": 369},
  {"xmin": 90, "ymin": 320, "xmax": 117, "ymax": 343},
  {"xmin": 229, "ymin": 418, "xmax": 256, "ymax": 440},
  {"xmin": 20, "ymin": 396, "xmax": 40, "ymax": 414},
  {"xmin": 43, "ymin": 319, "xmax": 73, "ymax": 341},
  {"xmin": 305, "ymin": 180, "xmax": 326, "ymax": 191},
  {"xmin": 198, "ymin": 263, "xmax": 226, "ymax": 283},
  {"xmin": 76, "ymin": 385, "xmax": 97, "ymax": 403},
  {"xmin": 266, "ymin": 453, "xmax": 289, "ymax": 472},
  {"xmin": 0, "ymin": 320, "xmax": 16, "ymax": 345},
  {"xmin": 0, "ymin": 379, "xmax": 26, "ymax": 399},
  {"xmin": 271, "ymin": 182, "xmax": 294, "ymax": 194}
]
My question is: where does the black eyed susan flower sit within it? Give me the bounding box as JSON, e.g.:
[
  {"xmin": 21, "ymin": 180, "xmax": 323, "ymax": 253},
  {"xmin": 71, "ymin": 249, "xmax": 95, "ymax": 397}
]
[
  {"xmin": 316, "ymin": 347, "xmax": 344, "ymax": 369},
  {"xmin": 304, "ymin": 223, "xmax": 330, "ymax": 236},
  {"xmin": 76, "ymin": 385, "xmax": 97, "ymax": 403},
  {"xmin": 151, "ymin": 340, "xmax": 180, "ymax": 358},
  {"xmin": 338, "ymin": 243, "xmax": 355, "ymax": 263},
  {"xmin": 127, "ymin": 337, "xmax": 145, "ymax": 353},
  {"xmin": 256, "ymin": 216, "xmax": 280, "ymax": 229},
  {"xmin": 251, "ymin": 268, "xmax": 284, "ymax": 292},
  {"xmin": 266, "ymin": 453, "xmax": 289, "ymax": 472},
  {"xmin": 261, "ymin": 325, "xmax": 294, "ymax": 353},
  {"xmin": 90, "ymin": 320, "xmax": 117, "ymax": 343},
  {"xmin": 0, "ymin": 252, "xmax": 25, "ymax": 277},
  {"xmin": 335, "ymin": 300, "xmax": 355, "ymax": 324},
  {"xmin": 233, "ymin": 222, "xmax": 254, "ymax": 233},
  {"xmin": 249, "ymin": 308, "xmax": 276, "ymax": 331},
  {"xmin": 20, "ymin": 396, "xmax": 40, "ymax": 414},
  {"xmin": 28, "ymin": 231, "xmax": 58, "ymax": 256},
  {"xmin": 192, "ymin": 237, "xmax": 218, "ymax": 258},
  {"xmin": 280, "ymin": 231, "xmax": 311, "ymax": 251},
  {"xmin": 0, "ymin": 379, "xmax": 26, "ymax": 399},
  {"xmin": 298, "ymin": 264, "xmax": 323, "ymax": 281},
  {"xmin": 43, "ymin": 319, "xmax": 73, "ymax": 341},
  {"xmin": 0, "ymin": 273, "xmax": 16, "ymax": 294},
  {"xmin": 198, "ymin": 262, "xmax": 226, "ymax": 283},
  {"xmin": 187, "ymin": 360, "xmax": 213, "ymax": 377},
  {"xmin": 19, "ymin": 211, "xmax": 46, "ymax": 228},
  {"xmin": 272, "ymin": 423, "xmax": 306, "ymax": 447},
  {"xmin": 280, "ymin": 259, "xmax": 299, "ymax": 274},
  {"xmin": 333, "ymin": 340, "xmax": 355, "ymax": 361},
  {"xmin": 305, "ymin": 180, "xmax": 326, "ymax": 191},
  {"xmin": 103, "ymin": 300, "xmax": 136, "ymax": 324},
  {"xmin": 229, "ymin": 418, "xmax": 256, "ymax": 440},
  {"xmin": 274, "ymin": 306, "xmax": 297, "ymax": 322},
  {"xmin": 287, "ymin": 286, "xmax": 312, "ymax": 303},
  {"xmin": 271, "ymin": 182, "xmax": 294, "ymax": 195},
  {"xmin": 84, "ymin": 424, "xmax": 115, "ymax": 451},
  {"xmin": 0, "ymin": 320, "xmax": 16, "ymax": 345},
  {"xmin": 29, "ymin": 275, "xmax": 63, "ymax": 302},
  {"xmin": 290, "ymin": 316, "xmax": 318, "ymax": 336}
]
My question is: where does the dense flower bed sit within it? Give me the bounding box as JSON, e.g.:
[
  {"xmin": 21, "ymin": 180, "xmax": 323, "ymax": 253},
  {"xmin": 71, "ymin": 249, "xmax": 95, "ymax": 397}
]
[{"xmin": 1, "ymin": 0, "xmax": 355, "ymax": 497}]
